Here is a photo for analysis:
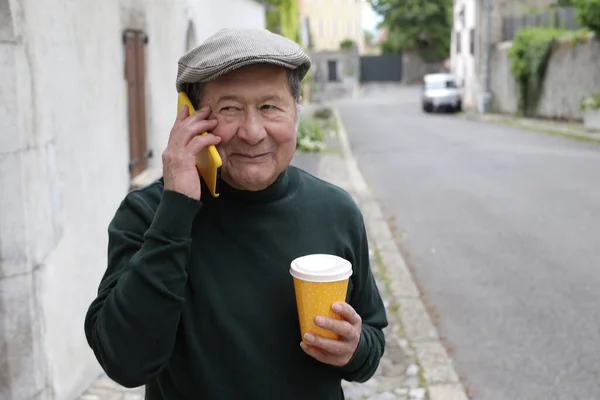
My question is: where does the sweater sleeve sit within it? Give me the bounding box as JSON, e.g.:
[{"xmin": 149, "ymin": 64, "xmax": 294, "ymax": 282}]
[
  {"xmin": 339, "ymin": 214, "xmax": 388, "ymax": 382},
  {"xmin": 84, "ymin": 188, "xmax": 201, "ymax": 388}
]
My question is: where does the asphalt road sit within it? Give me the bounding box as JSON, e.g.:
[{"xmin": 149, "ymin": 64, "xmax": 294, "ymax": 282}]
[{"xmin": 337, "ymin": 85, "xmax": 600, "ymax": 400}]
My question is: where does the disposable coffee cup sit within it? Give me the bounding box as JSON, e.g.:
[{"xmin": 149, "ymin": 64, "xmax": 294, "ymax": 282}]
[{"xmin": 290, "ymin": 254, "xmax": 353, "ymax": 342}]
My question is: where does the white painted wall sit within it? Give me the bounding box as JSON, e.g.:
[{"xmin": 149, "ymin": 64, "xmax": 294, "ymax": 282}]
[
  {"xmin": 451, "ymin": 0, "xmax": 478, "ymax": 108},
  {"xmin": 0, "ymin": 0, "xmax": 266, "ymax": 399}
]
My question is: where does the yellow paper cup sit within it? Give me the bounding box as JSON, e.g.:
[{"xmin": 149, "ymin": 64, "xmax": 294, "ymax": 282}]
[{"xmin": 290, "ymin": 254, "xmax": 353, "ymax": 342}]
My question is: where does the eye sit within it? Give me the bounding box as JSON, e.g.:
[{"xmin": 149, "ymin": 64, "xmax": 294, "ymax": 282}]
[
  {"xmin": 261, "ymin": 104, "xmax": 278, "ymax": 111},
  {"xmin": 221, "ymin": 106, "xmax": 239, "ymax": 112}
]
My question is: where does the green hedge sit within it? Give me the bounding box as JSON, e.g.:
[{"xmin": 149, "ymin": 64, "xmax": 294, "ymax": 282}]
[
  {"xmin": 508, "ymin": 27, "xmax": 566, "ymax": 116},
  {"xmin": 574, "ymin": 0, "xmax": 600, "ymax": 34}
]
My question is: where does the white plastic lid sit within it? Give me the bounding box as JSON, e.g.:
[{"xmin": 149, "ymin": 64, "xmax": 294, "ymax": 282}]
[{"xmin": 290, "ymin": 254, "xmax": 353, "ymax": 283}]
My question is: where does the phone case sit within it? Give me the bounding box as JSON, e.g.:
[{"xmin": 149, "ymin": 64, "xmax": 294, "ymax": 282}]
[{"xmin": 177, "ymin": 92, "xmax": 223, "ymax": 198}]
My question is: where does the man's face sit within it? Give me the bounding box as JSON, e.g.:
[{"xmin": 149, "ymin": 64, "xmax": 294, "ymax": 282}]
[{"xmin": 201, "ymin": 64, "xmax": 297, "ymax": 191}]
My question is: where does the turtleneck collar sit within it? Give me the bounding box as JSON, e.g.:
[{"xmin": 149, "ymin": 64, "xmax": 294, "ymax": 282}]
[{"xmin": 201, "ymin": 168, "xmax": 293, "ymax": 204}]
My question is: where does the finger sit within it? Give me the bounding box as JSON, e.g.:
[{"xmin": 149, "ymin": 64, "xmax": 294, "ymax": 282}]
[
  {"xmin": 171, "ymin": 105, "xmax": 212, "ymax": 140},
  {"xmin": 314, "ymin": 316, "xmax": 354, "ymax": 339},
  {"xmin": 300, "ymin": 342, "xmax": 335, "ymax": 365},
  {"xmin": 185, "ymin": 105, "xmax": 212, "ymax": 122},
  {"xmin": 332, "ymin": 302, "xmax": 362, "ymax": 325},
  {"xmin": 176, "ymin": 104, "xmax": 189, "ymax": 122},
  {"xmin": 174, "ymin": 119, "xmax": 219, "ymax": 148},
  {"xmin": 186, "ymin": 133, "xmax": 221, "ymax": 155},
  {"xmin": 303, "ymin": 332, "xmax": 348, "ymax": 356}
]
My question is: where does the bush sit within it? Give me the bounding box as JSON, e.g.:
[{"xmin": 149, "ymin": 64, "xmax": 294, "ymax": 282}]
[
  {"xmin": 313, "ymin": 107, "xmax": 333, "ymax": 119},
  {"xmin": 508, "ymin": 27, "xmax": 566, "ymax": 116},
  {"xmin": 297, "ymin": 116, "xmax": 326, "ymax": 152},
  {"xmin": 574, "ymin": 0, "xmax": 600, "ymax": 34},
  {"xmin": 581, "ymin": 91, "xmax": 600, "ymax": 111},
  {"xmin": 340, "ymin": 39, "xmax": 356, "ymax": 50}
]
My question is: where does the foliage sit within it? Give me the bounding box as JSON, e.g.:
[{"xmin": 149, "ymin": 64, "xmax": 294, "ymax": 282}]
[
  {"xmin": 297, "ymin": 116, "xmax": 326, "ymax": 152},
  {"xmin": 573, "ymin": 0, "xmax": 600, "ymax": 34},
  {"xmin": 369, "ymin": 0, "xmax": 453, "ymax": 62},
  {"xmin": 340, "ymin": 39, "xmax": 357, "ymax": 49},
  {"xmin": 580, "ymin": 91, "xmax": 600, "ymax": 111},
  {"xmin": 265, "ymin": 0, "xmax": 301, "ymax": 43},
  {"xmin": 559, "ymin": 28, "xmax": 592, "ymax": 45},
  {"xmin": 508, "ymin": 27, "xmax": 566, "ymax": 116},
  {"xmin": 364, "ymin": 30, "xmax": 375, "ymax": 45}
]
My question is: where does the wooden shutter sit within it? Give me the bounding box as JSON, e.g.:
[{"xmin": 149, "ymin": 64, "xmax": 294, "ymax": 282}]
[{"xmin": 123, "ymin": 29, "xmax": 150, "ymax": 178}]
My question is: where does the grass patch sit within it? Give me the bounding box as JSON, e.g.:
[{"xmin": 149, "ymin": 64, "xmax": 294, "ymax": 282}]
[
  {"xmin": 498, "ymin": 119, "xmax": 600, "ymax": 144},
  {"xmin": 457, "ymin": 113, "xmax": 600, "ymax": 144},
  {"xmin": 373, "ymin": 244, "xmax": 430, "ymax": 393}
]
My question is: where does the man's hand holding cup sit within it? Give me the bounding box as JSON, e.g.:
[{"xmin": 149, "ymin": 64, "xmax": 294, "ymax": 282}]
[{"xmin": 300, "ymin": 302, "xmax": 362, "ymax": 367}]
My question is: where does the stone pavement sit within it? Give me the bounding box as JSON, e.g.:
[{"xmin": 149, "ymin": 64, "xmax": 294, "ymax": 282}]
[{"xmin": 77, "ymin": 106, "xmax": 469, "ymax": 400}]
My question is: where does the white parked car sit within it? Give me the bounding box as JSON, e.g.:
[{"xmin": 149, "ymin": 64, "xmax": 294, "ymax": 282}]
[{"xmin": 421, "ymin": 73, "xmax": 462, "ymax": 113}]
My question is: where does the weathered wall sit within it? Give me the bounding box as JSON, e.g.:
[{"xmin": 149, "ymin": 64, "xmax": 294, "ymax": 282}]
[
  {"xmin": 491, "ymin": 37, "xmax": 600, "ymax": 120},
  {"xmin": 0, "ymin": 0, "xmax": 265, "ymax": 399},
  {"xmin": 310, "ymin": 49, "xmax": 360, "ymax": 100},
  {"xmin": 402, "ymin": 51, "xmax": 446, "ymax": 85},
  {"xmin": 475, "ymin": 0, "xmax": 557, "ymax": 99},
  {"xmin": 490, "ymin": 41, "xmax": 519, "ymax": 114}
]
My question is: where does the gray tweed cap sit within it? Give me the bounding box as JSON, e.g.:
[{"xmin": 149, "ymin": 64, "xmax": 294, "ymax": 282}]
[{"xmin": 176, "ymin": 28, "xmax": 312, "ymax": 92}]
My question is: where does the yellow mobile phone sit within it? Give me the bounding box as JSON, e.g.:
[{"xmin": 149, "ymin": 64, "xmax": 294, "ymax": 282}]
[{"xmin": 177, "ymin": 91, "xmax": 223, "ymax": 198}]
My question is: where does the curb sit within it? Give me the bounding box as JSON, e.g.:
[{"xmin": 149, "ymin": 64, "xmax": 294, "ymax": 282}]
[
  {"xmin": 459, "ymin": 112, "xmax": 600, "ymax": 144},
  {"xmin": 333, "ymin": 107, "xmax": 470, "ymax": 400}
]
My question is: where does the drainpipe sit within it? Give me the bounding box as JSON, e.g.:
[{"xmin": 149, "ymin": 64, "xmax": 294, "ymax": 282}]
[
  {"xmin": 485, "ymin": 0, "xmax": 493, "ymax": 94},
  {"xmin": 478, "ymin": 0, "xmax": 493, "ymax": 113}
]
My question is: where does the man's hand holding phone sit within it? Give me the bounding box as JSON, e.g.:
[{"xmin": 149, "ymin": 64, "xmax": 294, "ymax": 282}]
[{"xmin": 162, "ymin": 104, "xmax": 220, "ymax": 200}]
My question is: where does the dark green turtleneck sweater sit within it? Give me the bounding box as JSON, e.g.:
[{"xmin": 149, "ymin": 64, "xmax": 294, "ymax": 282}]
[{"xmin": 84, "ymin": 166, "xmax": 388, "ymax": 400}]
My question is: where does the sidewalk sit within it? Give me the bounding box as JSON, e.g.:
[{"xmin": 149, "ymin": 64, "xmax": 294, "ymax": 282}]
[
  {"xmin": 78, "ymin": 105, "xmax": 468, "ymax": 400},
  {"xmin": 460, "ymin": 111, "xmax": 600, "ymax": 143}
]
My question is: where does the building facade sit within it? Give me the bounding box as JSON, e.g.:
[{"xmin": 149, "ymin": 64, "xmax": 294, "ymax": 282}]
[
  {"xmin": 300, "ymin": 0, "xmax": 365, "ymax": 53},
  {"xmin": 0, "ymin": 0, "xmax": 265, "ymax": 399}
]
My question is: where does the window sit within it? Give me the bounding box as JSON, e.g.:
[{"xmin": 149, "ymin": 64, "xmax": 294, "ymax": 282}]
[
  {"xmin": 470, "ymin": 28, "xmax": 475, "ymax": 55},
  {"xmin": 123, "ymin": 29, "xmax": 150, "ymax": 179},
  {"xmin": 318, "ymin": 18, "xmax": 324, "ymax": 35},
  {"xmin": 186, "ymin": 22, "xmax": 197, "ymax": 51},
  {"xmin": 332, "ymin": 20, "xmax": 338, "ymax": 36},
  {"xmin": 425, "ymin": 79, "xmax": 458, "ymax": 90},
  {"xmin": 327, "ymin": 60, "xmax": 339, "ymax": 82},
  {"xmin": 455, "ymin": 31, "xmax": 461, "ymax": 54},
  {"xmin": 347, "ymin": 21, "xmax": 353, "ymax": 36}
]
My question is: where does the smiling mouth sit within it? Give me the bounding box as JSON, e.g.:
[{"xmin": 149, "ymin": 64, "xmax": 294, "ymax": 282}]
[{"xmin": 232, "ymin": 153, "xmax": 270, "ymax": 160}]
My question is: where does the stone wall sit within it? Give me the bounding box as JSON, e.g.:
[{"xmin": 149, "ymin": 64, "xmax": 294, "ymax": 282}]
[
  {"xmin": 402, "ymin": 51, "xmax": 446, "ymax": 85},
  {"xmin": 491, "ymin": 37, "xmax": 600, "ymax": 120},
  {"xmin": 0, "ymin": 1, "xmax": 265, "ymax": 399}
]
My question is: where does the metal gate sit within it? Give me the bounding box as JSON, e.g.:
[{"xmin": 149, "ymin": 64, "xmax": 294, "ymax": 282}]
[{"xmin": 360, "ymin": 53, "xmax": 403, "ymax": 83}]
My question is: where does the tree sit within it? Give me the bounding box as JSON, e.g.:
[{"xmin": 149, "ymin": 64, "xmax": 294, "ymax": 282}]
[
  {"xmin": 265, "ymin": 0, "xmax": 301, "ymax": 43},
  {"xmin": 364, "ymin": 30, "xmax": 375, "ymax": 45},
  {"xmin": 369, "ymin": 0, "xmax": 453, "ymax": 61},
  {"xmin": 573, "ymin": 0, "xmax": 600, "ymax": 34}
]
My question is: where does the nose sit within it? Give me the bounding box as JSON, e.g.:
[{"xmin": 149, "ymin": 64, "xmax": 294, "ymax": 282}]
[{"xmin": 237, "ymin": 109, "xmax": 267, "ymax": 145}]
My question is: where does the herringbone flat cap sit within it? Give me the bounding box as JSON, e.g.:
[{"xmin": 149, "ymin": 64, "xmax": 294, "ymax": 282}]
[{"xmin": 176, "ymin": 28, "xmax": 312, "ymax": 91}]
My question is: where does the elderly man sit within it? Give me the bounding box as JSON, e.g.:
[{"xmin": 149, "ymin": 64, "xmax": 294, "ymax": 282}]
[{"xmin": 84, "ymin": 28, "xmax": 387, "ymax": 399}]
